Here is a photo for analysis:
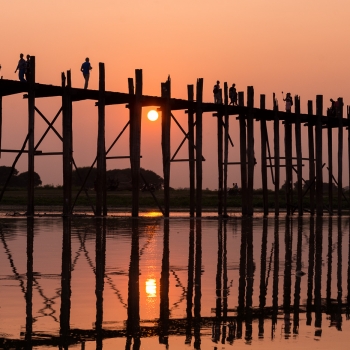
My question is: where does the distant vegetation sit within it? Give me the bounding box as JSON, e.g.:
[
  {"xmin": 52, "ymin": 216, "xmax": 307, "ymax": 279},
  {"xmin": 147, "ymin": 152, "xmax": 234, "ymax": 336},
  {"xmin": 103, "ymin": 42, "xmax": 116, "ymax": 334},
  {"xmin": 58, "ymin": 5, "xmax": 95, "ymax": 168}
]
[
  {"xmin": 72, "ymin": 167, "xmax": 164, "ymax": 190},
  {"xmin": 0, "ymin": 166, "xmax": 163, "ymax": 190},
  {"xmin": 0, "ymin": 166, "xmax": 42, "ymax": 187}
]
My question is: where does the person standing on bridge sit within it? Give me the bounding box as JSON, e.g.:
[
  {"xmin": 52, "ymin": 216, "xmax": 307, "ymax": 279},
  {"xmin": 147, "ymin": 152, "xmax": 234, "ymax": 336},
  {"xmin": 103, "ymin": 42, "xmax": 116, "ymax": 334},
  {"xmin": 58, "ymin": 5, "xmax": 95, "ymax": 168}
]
[
  {"xmin": 25, "ymin": 55, "xmax": 31, "ymax": 82},
  {"xmin": 283, "ymin": 92, "xmax": 293, "ymax": 113},
  {"xmin": 81, "ymin": 57, "xmax": 92, "ymax": 89},
  {"xmin": 14, "ymin": 53, "xmax": 26, "ymax": 82},
  {"xmin": 229, "ymin": 83, "xmax": 237, "ymax": 105},
  {"xmin": 213, "ymin": 80, "xmax": 222, "ymax": 104}
]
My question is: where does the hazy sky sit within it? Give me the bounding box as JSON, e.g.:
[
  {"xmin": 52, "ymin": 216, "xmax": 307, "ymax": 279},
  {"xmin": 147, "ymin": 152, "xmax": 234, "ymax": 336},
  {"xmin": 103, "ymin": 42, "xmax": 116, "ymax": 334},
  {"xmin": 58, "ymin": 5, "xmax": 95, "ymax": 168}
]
[{"xmin": 1, "ymin": 1, "xmax": 350, "ymax": 189}]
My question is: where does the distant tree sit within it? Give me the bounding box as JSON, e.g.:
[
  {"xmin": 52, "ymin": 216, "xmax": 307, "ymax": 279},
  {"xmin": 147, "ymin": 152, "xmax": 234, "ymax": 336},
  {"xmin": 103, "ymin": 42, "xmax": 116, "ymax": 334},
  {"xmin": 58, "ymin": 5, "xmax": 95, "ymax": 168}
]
[
  {"xmin": 0, "ymin": 166, "xmax": 19, "ymax": 186},
  {"xmin": 72, "ymin": 167, "xmax": 97, "ymax": 188},
  {"xmin": 72, "ymin": 167, "xmax": 164, "ymax": 191},
  {"xmin": 14, "ymin": 171, "xmax": 42, "ymax": 187}
]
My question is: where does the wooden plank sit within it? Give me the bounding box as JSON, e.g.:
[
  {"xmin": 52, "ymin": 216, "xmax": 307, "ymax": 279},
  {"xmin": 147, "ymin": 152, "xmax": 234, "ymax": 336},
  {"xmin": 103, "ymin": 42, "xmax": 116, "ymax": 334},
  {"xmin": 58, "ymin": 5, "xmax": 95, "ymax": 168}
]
[
  {"xmin": 239, "ymin": 91, "xmax": 247, "ymax": 215},
  {"xmin": 295, "ymin": 95, "xmax": 303, "ymax": 215},
  {"xmin": 96, "ymin": 63, "xmax": 106, "ymax": 216},
  {"xmin": 161, "ymin": 76, "xmax": 171, "ymax": 217},
  {"xmin": 308, "ymin": 101, "xmax": 315, "ymax": 215},
  {"xmin": 337, "ymin": 97, "xmax": 343, "ymax": 215},
  {"xmin": 260, "ymin": 94, "xmax": 268, "ymax": 216},
  {"xmin": 247, "ymin": 86, "xmax": 254, "ymax": 216},
  {"xmin": 187, "ymin": 85, "xmax": 195, "ymax": 218},
  {"xmin": 273, "ymin": 94, "xmax": 280, "ymax": 216},
  {"xmin": 196, "ymin": 79, "xmax": 203, "ymax": 218},
  {"xmin": 27, "ymin": 56, "xmax": 35, "ymax": 216},
  {"xmin": 315, "ymin": 95, "xmax": 323, "ymax": 216}
]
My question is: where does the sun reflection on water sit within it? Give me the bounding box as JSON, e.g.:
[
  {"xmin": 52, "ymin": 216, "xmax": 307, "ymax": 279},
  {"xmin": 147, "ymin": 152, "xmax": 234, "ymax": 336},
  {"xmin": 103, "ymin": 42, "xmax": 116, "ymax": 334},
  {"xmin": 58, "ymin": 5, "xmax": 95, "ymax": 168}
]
[{"xmin": 145, "ymin": 278, "xmax": 157, "ymax": 297}]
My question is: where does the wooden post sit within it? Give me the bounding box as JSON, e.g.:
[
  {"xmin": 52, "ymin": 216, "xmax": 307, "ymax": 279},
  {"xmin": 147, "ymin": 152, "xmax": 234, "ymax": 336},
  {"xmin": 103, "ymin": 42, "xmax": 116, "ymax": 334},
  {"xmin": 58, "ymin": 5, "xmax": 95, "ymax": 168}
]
[
  {"xmin": 308, "ymin": 101, "xmax": 315, "ymax": 215},
  {"xmin": 195, "ymin": 79, "xmax": 203, "ymax": 218},
  {"xmin": 284, "ymin": 105, "xmax": 293, "ymax": 216},
  {"xmin": 247, "ymin": 86, "xmax": 254, "ymax": 216},
  {"xmin": 348, "ymin": 106, "xmax": 350, "ymax": 204},
  {"xmin": 238, "ymin": 91, "xmax": 247, "ymax": 215},
  {"xmin": 223, "ymin": 82, "xmax": 229, "ymax": 217},
  {"xmin": 315, "ymin": 95, "xmax": 323, "ymax": 216},
  {"xmin": 217, "ymin": 95, "xmax": 224, "ymax": 217},
  {"xmin": 274, "ymin": 94, "xmax": 280, "ymax": 216},
  {"xmin": 187, "ymin": 85, "xmax": 195, "ymax": 217},
  {"xmin": 161, "ymin": 76, "xmax": 171, "ymax": 217},
  {"xmin": 260, "ymin": 94, "xmax": 268, "ymax": 216},
  {"xmin": 96, "ymin": 63, "xmax": 106, "ymax": 216},
  {"xmin": 337, "ymin": 97, "xmax": 343, "ymax": 216},
  {"xmin": 295, "ymin": 95, "xmax": 303, "ymax": 215},
  {"xmin": 327, "ymin": 104, "xmax": 333, "ymax": 215},
  {"xmin": 129, "ymin": 70, "xmax": 143, "ymax": 217},
  {"xmin": 27, "ymin": 56, "xmax": 35, "ymax": 216},
  {"xmin": 0, "ymin": 95, "xmax": 2, "ymax": 158},
  {"xmin": 62, "ymin": 71, "xmax": 73, "ymax": 216}
]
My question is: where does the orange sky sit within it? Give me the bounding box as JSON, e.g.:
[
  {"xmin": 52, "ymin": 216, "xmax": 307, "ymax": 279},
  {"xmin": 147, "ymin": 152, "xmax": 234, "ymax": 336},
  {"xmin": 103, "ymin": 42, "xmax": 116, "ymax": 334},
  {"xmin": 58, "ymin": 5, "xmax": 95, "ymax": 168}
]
[{"xmin": 1, "ymin": 1, "xmax": 350, "ymax": 190}]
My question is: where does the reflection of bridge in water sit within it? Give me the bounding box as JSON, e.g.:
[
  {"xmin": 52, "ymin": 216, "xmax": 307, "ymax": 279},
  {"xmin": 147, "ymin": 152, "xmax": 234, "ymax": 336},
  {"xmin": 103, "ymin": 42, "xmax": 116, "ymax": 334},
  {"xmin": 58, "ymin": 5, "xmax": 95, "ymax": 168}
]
[{"xmin": 1, "ymin": 216, "xmax": 350, "ymax": 348}]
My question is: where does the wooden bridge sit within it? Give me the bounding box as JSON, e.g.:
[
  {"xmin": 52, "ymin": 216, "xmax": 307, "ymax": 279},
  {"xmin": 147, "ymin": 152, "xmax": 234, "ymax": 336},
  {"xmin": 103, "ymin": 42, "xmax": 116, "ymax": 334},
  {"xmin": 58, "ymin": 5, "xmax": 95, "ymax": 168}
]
[{"xmin": 1, "ymin": 56, "xmax": 349, "ymax": 217}]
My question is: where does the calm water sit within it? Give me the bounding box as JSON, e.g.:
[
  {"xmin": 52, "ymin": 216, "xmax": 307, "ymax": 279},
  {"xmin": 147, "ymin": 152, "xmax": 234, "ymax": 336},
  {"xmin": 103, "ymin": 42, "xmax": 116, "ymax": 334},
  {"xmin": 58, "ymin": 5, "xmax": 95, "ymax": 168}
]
[{"xmin": 1, "ymin": 215, "xmax": 350, "ymax": 349}]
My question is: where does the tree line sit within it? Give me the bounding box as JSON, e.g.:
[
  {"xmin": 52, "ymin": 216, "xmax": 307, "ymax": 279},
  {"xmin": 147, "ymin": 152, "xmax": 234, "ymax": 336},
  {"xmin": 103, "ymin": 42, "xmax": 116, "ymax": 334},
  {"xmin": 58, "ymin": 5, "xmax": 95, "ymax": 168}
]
[{"xmin": 0, "ymin": 166, "xmax": 164, "ymax": 190}]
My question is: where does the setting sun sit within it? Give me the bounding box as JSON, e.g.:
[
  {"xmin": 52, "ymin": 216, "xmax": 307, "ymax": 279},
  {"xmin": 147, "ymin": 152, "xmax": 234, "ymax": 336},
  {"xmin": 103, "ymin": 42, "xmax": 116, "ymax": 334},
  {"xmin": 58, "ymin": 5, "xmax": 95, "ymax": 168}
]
[
  {"xmin": 147, "ymin": 110, "xmax": 158, "ymax": 121},
  {"xmin": 146, "ymin": 278, "xmax": 157, "ymax": 297}
]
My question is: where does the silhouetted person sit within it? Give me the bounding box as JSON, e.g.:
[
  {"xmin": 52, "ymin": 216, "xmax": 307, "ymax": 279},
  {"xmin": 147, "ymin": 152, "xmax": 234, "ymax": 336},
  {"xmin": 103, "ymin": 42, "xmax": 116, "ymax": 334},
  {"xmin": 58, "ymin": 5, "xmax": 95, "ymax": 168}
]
[
  {"xmin": 229, "ymin": 84, "xmax": 237, "ymax": 105},
  {"xmin": 81, "ymin": 57, "xmax": 92, "ymax": 89},
  {"xmin": 283, "ymin": 92, "xmax": 293, "ymax": 113},
  {"xmin": 213, "ymin": 80, "xmax": 221, "ymax": 104},
  {"xmin": 25, "ymin": 55, "xmax": 31, "ymax": 82},
  {"xmin": 15, "ymin": 53, "xmax": 26, "ymax": 82}
]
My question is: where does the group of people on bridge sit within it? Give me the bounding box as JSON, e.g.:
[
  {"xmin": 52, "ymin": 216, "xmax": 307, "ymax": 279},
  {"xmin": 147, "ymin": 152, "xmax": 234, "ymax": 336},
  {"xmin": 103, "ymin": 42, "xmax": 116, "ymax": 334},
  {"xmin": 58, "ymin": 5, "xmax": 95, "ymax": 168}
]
[
  {"xmin": 213, "ymin": 81, "xmax": 238, "ymax": 105},
  {"xmin": 14, "ymin": 53, "xmax": 92, "ymax": 89},
  {"xmin": 14, "ymin": 53, "xmax": 31, "ymax": 82}
]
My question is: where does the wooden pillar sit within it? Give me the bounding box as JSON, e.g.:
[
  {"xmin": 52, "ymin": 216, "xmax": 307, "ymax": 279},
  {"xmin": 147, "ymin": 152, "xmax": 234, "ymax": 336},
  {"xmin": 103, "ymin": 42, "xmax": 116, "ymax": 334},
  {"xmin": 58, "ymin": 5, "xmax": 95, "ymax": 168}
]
[
  {"xmin": 274, "ymin": 94, "xmax": 280, "ymax": 216},
  {"xmin": 195, "ymin": 79, "xmax": 203, "ymax": 218},
  {"xmin": 260, "ymin": 94, "xmax": 268, "ymax": 216},
  {"xmin": 96, "ymin": 63, "xmax": 106, "ymax": 216},
  {"xmin": 337, "ymin": 97, "xmax": 343, "ymax": 216},
  {"xmin": 315, "ymin": 95, "xmax": 323, "ymax": 216},
  {"xmin": 308, "ymin": 101, "xmax": 315, "ymax": 215},
  {"xmin": 295, "ymin": 95, "xmax": 303, "ymax": 215},
  {"xmin": 284, "ymin": 105, "xmax": 293, "ymax": 216},
  {"xmin": 62, "ymin": 71, "xmax": 73, "ymax": 216},
  {"xmin": 348, "ymin": 106, "xmax": 350, "ymax": 204},
  {"xmin": 327, "ymin": 104, "xmax": 333, "ymax": 215},
  {"xmin": 238, "ymin": 91, "xmax": 247, "ymax": 215},
  {"xmin": 27, "ymin": 56, "xmax": 35, "ymax": 216},
  {"xmin": 247, "ymin": 86, "xmax": 255, "ymax": 216},
  {"xmin": 187, "ymin": 85, "xmax": 195, "ymax": 217},
  {"xmin": 161, "ymin": 76, "xmax": 171, "ymax": 217},
  {"xmin": 217, "ymin": 107, "xmax": 223, "ymax": 217},
  {"xmin": 0, "ymin": 94, "xmax": 2, "ymax": 158},
  {"xmin": 223, "ymin": 83, "xmax": 229, "ymax": 217},
  {"xmin": 129, "ymin": 70, "xmax": 143, "ymax": 217}
]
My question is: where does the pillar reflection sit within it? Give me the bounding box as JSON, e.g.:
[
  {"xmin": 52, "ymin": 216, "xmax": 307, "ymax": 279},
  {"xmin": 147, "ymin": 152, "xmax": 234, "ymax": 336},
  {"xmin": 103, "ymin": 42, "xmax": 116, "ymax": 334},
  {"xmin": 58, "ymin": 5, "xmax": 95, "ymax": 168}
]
[
  {"xmin": 60, "ymin": 218, "xmax": 72, "ymax": 345},
  {"xmin": 126, "ymin": 219, "xmax": 141, "ymax": 350}
]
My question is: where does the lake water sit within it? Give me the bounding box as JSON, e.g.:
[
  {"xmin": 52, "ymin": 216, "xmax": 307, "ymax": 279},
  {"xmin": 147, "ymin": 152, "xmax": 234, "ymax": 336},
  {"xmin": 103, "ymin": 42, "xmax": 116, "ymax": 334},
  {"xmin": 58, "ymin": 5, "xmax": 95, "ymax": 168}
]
[{"xmin": 1, "ymin": 214, "xmax": 350, "ymax": 349}]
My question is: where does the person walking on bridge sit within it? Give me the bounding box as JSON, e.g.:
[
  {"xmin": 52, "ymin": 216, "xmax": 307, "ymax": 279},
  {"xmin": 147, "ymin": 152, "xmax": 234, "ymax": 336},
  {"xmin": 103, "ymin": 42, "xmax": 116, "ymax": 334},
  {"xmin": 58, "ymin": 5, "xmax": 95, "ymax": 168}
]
[
  {"xmin": 14, "ymin": 53, "xmax": 26, "ymax": 82},
  {"xmin": 81, "ymin": 57, "xmax": 92, "ymax": 89},
  {"xmin": 213, "ymin": 80, "xmax": 222, "ymax": 104}
]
